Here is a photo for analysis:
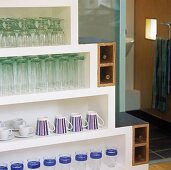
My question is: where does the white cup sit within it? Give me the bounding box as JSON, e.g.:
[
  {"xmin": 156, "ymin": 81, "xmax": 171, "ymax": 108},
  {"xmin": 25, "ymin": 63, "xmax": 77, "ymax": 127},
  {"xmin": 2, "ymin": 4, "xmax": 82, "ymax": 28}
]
[
  {"xmin": 0, "ymin": 127, "xmax": 12, "ymax": 140},
  {"xmin": 0, "ymin": 121, "xmax": 5, "ymax": 127},
  {"xmin": 19, "ymin": 125, "xmax": 34, "ymax": 136},
  {"xmin": 12, "ymin": 118, "xmax": 26, "ymax": 130}
]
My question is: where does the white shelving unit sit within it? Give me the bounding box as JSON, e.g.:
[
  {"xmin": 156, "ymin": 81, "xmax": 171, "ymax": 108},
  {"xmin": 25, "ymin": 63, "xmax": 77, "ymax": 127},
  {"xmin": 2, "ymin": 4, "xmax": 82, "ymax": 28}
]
[{"xmin": 0, "ymin": 0, "xmax": 148, "ymax": 170}]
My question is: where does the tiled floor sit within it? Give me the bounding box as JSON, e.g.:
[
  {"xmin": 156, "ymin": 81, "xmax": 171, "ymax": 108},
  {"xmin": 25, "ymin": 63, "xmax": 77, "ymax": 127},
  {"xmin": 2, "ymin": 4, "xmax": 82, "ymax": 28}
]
[{"xmin": 149, "ymin": 123, "xmax": 171, "ymax": 162}]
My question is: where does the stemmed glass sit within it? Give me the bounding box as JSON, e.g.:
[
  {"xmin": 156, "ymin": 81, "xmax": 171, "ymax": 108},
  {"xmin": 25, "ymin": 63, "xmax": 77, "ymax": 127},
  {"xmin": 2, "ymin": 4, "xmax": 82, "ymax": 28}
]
[
  {"xmin": 36, "ymin": 18, "xmax": 49, "ymax": 46},
  {"xmin": 0, "ymin": 19, "xmax": 4, "ymax": 47},
  {"xmin": 51, "ymin": 18, "xmax": 65, "ymax": 45},
  {"xmin": 57, "ymin": 19, "xmax": 65, "ymax": 45},
  {"xmin": 25, "ymin": 18, "xmax": 39, "ymax": 46},
  {"xmin": 1, "ymin": 18, "xmax": 17, "ymax": 47},
  {"xmin": 17, "ymin": 18, "xmax": 31, "ymax": 47}
]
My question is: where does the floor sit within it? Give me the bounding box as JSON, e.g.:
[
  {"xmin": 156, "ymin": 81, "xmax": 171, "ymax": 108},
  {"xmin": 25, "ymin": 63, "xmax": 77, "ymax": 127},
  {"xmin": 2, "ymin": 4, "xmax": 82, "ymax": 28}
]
[
  {"xmin": 127, "ymin": 110, "xmax": 171, "ymax": 163},
  {"xmin": 149, "ymin": 161, "xmax": 171, "ymax": 170},
  {"xmin": 149, "ymin": 123, "xmax": 171, "ymax": 163}
]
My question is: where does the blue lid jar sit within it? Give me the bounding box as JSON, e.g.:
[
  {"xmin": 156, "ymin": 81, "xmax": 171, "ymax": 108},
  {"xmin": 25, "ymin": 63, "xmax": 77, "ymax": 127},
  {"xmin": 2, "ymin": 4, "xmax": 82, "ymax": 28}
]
[
  {"xmin": 43, "ymin": 159, "xmax": 56, "ymax": 167},
  {"xmin": 90, "ymin": 152, "xmax": 102, "ymax": 159},
  {"xmin": 11, "ymin": 162, "xmax": 24, "ymax": 170},
  {"xmin": 27, "ymin": 160, "xmax": 40, "ymax": 169},
  {"xmin": 0, "ymin": 163, "xmax": 8, "ymax": 170},
  {"xmin": 75, "ymin": 154, "xmax": 87, "ymax": 161},
  {"xmin": 106, "ymin": 149, "xmax": 118, "ymax": 156},
  {"xmin": 59, "ymin": 156, "xmax": 71, "ymax": 164}
]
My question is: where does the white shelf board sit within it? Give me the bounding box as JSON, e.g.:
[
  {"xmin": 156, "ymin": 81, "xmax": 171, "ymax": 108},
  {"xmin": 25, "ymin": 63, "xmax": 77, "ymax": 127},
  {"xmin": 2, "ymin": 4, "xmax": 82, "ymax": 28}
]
[
  {"xmin": 0, "ymin": 44, "xmax": 97, "ymax": 57},
  {"xmin": 0, "ymin": 127, "xmax": 131, "ymax": 152},
  {"xmin": 0, "ymin": 0, "xmax": 77, "ymax": 7},
  {"xmin": 0, "ymin": 87, "xmax": 114, "ymax": 105}
]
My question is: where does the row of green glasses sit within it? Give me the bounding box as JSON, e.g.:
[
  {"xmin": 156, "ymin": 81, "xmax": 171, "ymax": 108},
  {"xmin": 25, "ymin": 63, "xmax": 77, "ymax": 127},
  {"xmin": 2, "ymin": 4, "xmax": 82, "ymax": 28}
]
[
  {"xmin": 0, "ymin": 17, "xmax": 65, "ymax": 48},
  {"xmin": 0, "ymin": 54, "xmax": 85, "ymax": 96}
]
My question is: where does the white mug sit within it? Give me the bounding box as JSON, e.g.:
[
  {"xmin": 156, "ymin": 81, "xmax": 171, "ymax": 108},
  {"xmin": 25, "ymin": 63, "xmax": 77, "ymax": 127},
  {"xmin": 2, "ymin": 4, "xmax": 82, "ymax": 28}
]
[
  {"xmin": 19, "ymin": 124, "xmax": 34, "ymax": 136},
  {"xmin": 0, "ymin": 127, "xmax": 12, "ymax": 140},
  {"xmin": 11, "ymin": 118, "xmax": 26, "ymax": 130}
]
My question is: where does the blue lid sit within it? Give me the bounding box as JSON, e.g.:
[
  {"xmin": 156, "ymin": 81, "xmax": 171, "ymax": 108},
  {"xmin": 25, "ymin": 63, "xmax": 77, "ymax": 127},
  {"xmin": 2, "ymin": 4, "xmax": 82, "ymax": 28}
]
[
  {"xmin": 43, "ymin": 159, "xmax": 56, "ymax": 167},
  {"xmin": 106, "ymin": 149, "xmax": 118, "ymax": 156},
  {"xmin": 11, "ymin": 163, "xmax": 24, "ymax": 170},
  {"xmin": 75, "ymin": 154, "xmax": 87, "ymax": 161},
  {"xmin": 59, "ymin": 156, "xmax": 71, "ymax": 164},
  {"xmin": 27, "ymin": 161, "xmax": 40, "ymax": 169},
  {"xmin": 0, "ymin": 166, "xmax": 8, "ymax": 170},
  {"xmin": 90, "ymin": 152, "xmax": 102, "ymax": 159}
]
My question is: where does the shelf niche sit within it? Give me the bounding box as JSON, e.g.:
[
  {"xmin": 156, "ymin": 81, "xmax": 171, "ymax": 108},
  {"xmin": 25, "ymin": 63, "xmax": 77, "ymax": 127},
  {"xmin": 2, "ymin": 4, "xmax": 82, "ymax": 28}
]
[
  {"xmin": 97, "ymin": 42, "xmax": 115, "ymax": 87},
  {"xmin": 0, "ymin": 6, "xmax": 73, "ymax": 46},
  {"xmin": 132, "ymin": 124, "xmax": 149, "ymax": 166}
]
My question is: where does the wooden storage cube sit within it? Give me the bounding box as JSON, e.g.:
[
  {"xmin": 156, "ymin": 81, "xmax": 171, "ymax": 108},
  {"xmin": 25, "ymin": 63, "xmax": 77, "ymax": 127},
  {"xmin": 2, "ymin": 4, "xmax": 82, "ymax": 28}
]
[
  {"xmin": 97, "ymin": 42, "xmax": 115, "ymax": 87},
  {"xmin": 99, "ymin": 66, "xmax": 114, "ymax": 86},
  {"xmin": 132, "ymin": 124, "xmax": 149, "ymax": 166},
  {"xmin": 134, "ymin": 146, "xmax": 147, "ymax": 165},
  {"xmin": 100, "ymin": 45, "xmax": 114, "ymax": 64},
  {"xmin": 135, "ymin": 126, "xmax": 147, "ymax": 144}
]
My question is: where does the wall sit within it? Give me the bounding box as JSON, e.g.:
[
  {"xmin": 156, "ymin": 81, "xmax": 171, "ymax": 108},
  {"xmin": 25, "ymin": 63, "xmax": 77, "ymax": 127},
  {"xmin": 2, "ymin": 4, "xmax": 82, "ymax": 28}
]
[{"xmin": 134, "ymin": 0, "xmax": 171, "ymax": 119}]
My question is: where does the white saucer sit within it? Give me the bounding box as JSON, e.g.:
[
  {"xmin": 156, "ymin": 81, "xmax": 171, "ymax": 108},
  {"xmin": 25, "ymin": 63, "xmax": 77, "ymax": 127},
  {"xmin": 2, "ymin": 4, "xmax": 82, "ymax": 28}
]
[
  {"xmin": 0, "ymin": 134, "xmax": 14, "ymax": 141},
  {"xmin": 15, "ymin": 133, "xmax": 34, "ymax": 138}
]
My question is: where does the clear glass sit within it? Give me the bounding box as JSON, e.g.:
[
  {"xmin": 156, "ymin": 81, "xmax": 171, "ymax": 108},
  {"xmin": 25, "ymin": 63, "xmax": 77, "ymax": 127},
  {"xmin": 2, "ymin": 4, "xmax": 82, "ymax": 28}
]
[
  {"xmin": 17, "ymin": 18, "xmax": 31, "ymax": 47},
  {"xmin": 0, "ymin": 57, "xmax": 6, "ymax": 96},
  {"xmin": 15, "ymin": 57, "xmax": 29, "ymax": 94},
  {"xmin": 59, "ymin": 56, "xmax": 69, "ymax": 89},
  {"xmin": 39, "ymin": 55, "xmax": 48, "ymax": 92},
  {"xmin": 1, "ymin": 58, "xmax": 14, "ymax": 96},
  {"xmin": 106, "ymin": 155, "xmax": 117, "ymax": 168},
  {"xmin": 0, "ymin": 19, "xmax": 5, "ymax": 47},
  {"xmin": 105, "ymin": 147, "xmax": 118, "ymax": 167},
  {"xmin": 75, "ymin": 152, "xmax": 87, "ymax": 170},
  {"xmin": 37, "ymin": 19, "xmax": 49, "ymax": 46},
  {"xmin": 52, "ymin": 54, "xmax": 61, "ymax": 90},
  {"xmin": 77, "ymin": 55, "xmax": 85, "ymax": 88},
  {"xmin": 45, "ymin": 56, "xmax": 56, "ymax": 91},
  {"xmin": 1, "ymin": 19, "xmax": 17, "ymax": 48},
  {"xmin": 89, "ymin": 149, "xmax": 102, "ymax": 170},
  {"xmin": 29, "ymin": 57, "xmax": 43, "ymax": 93},
  {"xmin": 59, "ymin": 154, "xmax": 71, "ymax": 170},
  {"xmin": 68, "ymin": 54, "xmax": 78, "ymax": 89}
]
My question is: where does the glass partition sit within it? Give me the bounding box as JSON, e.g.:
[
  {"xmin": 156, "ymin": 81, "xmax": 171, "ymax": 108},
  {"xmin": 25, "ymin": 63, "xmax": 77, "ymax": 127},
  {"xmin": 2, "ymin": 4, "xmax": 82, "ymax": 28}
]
[
  {"xmin": 78, "ymin": 0, "xmax": 125, "ymax": 113},
  {"xmin": 78, "ymin": 0, "xmax": 120, "ymax": 44}
]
